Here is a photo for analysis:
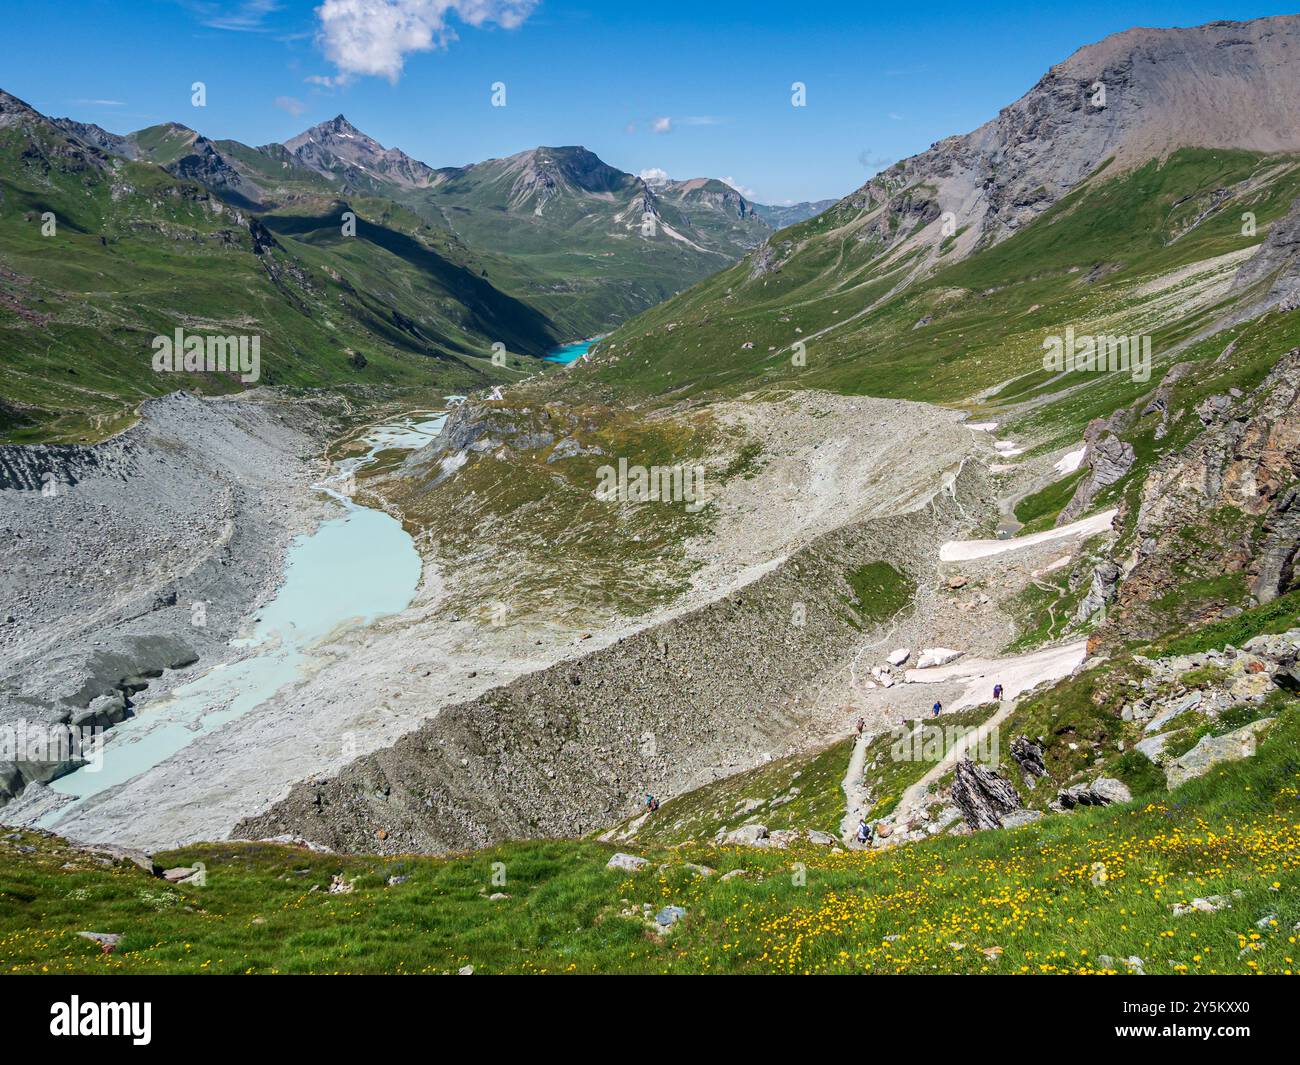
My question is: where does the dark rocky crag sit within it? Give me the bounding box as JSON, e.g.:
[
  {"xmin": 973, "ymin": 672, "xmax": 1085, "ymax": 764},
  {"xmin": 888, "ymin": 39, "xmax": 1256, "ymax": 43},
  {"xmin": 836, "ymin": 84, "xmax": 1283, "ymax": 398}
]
[{"xmin": 1105, "ymin": 349, "xmax": 1300, "ymax": 643}]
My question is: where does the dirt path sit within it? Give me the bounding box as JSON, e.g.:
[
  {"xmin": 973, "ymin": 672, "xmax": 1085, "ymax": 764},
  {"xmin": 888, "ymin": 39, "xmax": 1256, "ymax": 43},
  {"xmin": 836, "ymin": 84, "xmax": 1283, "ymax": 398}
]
[
  {"xmin": 839, "ymin": 731, "xmax": 871, "ymax": 847},
  {"xmin": 882, "ymin": 639, "xmax": 1087, "ymax": 829},
  {"xmin": 887, "ymin": 698, "xmax": 1020, "ymax": 829},
  {"xmin": 903, "ymin": 639, "xmax": 1089, "ymax": 710}
]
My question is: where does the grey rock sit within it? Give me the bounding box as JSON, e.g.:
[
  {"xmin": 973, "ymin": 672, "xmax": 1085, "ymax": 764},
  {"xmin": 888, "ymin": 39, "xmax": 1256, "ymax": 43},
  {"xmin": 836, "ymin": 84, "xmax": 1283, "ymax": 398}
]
[
  {"xmin": 1010, "ymin": 736, "xmax": 1047, "ymax": 778},
  {"xmin": 77, "ymin": 931, "xmax": 122, "ymax": 952},
  {"xmin": 655, "ymin": 905, "xmax": 686, "ymax": 928},
  {"xmin": 1145, "ymin": 691, "xmax": 1202, "ymax": 733},
  {"xmin": 1058, "ymin": 776, "xmax": 1131, "ymax": 808},
  {"xmin": 606, "ymin": 852, "xmax": 649, "ymax": 873},
  {"xmin": 951, "ymin": 759, "xmax": 1022, "ymax": 830},
  {"xmin": 721, "ymin": 824, "xmax": 770, "ymax": 846},
  {"xmin": 1135, "ymin": 733, "xmax": 1171, "ymax": 763},
  {"xmin": 1165, "ymin": 719, "xmax": 1274, "ymax": 789}
]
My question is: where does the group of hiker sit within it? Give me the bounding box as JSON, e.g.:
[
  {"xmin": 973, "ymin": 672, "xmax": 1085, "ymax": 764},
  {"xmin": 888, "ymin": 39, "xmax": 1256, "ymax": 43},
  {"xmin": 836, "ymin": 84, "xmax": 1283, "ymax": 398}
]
[{"xmin": 640, "ymin": 681, "xmax": 1009, "ymax": 828}]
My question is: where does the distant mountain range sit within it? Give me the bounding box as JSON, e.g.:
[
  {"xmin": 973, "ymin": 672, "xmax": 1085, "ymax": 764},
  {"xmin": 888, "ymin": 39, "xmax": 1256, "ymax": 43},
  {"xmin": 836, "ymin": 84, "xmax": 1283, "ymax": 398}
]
[{"xmin": 0, "ymin": 93, "xmax": 832, "ymax": 442}]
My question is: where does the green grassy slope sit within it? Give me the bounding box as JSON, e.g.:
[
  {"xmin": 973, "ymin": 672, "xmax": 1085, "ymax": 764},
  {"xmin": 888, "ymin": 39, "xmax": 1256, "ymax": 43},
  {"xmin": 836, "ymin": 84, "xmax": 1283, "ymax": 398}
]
[
  {"xmin": 0, "ymin": 117, "xmax": 555, "ymax": 442},
  {"xmin": 419, "ymin": 152, "xmax": 745, "ymax": 339},
  {"xmin": 3, "ymin": 700, "xmax": 1296, "ymax": 974},
  {"xmin": 580, "ymin": 150, "xmax": 1300, "ymax": 426}
]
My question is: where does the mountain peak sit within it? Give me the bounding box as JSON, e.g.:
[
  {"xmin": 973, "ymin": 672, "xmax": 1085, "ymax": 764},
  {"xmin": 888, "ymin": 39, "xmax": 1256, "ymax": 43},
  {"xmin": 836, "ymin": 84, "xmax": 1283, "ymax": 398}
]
[{"xmin": 282, "ymin": 114, "xmax": 439, "ymax": 191}]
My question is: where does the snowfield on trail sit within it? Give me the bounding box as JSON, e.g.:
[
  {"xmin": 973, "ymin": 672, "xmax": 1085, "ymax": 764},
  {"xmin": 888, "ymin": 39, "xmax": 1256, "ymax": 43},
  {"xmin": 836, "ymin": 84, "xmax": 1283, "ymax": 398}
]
[
  {"xmin": 904, "ymin": 640, "xmax": 1089, "ymax": 710},
  {"xmin": 939, "ymin": 509, "xmax": 1117, "ymax": 562}
]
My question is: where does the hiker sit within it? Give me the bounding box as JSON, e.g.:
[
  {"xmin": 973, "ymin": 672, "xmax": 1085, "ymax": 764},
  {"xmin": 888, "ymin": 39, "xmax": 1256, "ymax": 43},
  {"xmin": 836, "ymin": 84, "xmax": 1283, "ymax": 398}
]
[
  {"xmin": 993, "ymin": 682, "xmax": 1003, "ymax": 701},
  {"xmin": 932, "ymin": 699, "xmax": 942, "ymax": 717},
  {"xmin": 856, "ymin": 819, "xmax": 872, "ymax": 845},
  {"xmin": 645, "ymin": 793, "xmax": 656, "ymax": 812},
  {"xmin": 855, "ymin": 716, "xmax": 865, "ymax": 736}
]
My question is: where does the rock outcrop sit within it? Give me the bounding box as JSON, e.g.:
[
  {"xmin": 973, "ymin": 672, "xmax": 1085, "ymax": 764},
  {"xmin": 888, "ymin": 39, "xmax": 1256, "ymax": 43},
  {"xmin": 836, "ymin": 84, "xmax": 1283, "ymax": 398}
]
[
  {"xmin": 951, "ymin": 759, "xmax": 1022, "ymax": 830},
  {"xmin": 1106, "ymin": 348, "xmax": 1300, "ymax": 642},
  {"xmin": 1165, "ymin": 718, "xmax": 1275, "ymax": 789},
  {"xmin": 1057, "ymin": 777, "xmax": 1132, "ymax": 809}
]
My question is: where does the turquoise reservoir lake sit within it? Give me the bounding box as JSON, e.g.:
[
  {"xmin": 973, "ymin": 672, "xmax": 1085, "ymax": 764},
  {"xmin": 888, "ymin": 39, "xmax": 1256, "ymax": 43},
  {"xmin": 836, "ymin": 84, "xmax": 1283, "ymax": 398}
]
[{"xmin": 544, "ymin": 338, "xmax": 597, "ymax": 364}]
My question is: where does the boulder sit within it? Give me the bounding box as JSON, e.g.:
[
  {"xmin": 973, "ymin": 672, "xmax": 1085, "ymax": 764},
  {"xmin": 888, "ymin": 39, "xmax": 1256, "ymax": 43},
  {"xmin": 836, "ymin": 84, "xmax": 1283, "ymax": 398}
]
[
  {"xmin": 917, "ymin": 647, "xmax": 963, "ymax": 669},
  {"xmin": 1076, "ymin": 560, "xmax": 1121, "ymax": 622},
  {"xmin": 1010, "ymin": 736, "xmax": 1047, "ymax": 778},
  {"xmin": 887, "ymin": 648, "xmax": 911, "ymax": 667},
  {"xmin": 1090, "ymin": 432, "xmax": 1136, "ymax": 487},
  {"xmin": 1165, "ymin": 719, "xmax": 1274, "ymax": 789},
  {"xmin": 1229, "ymin": 673, "xmax": 1275, "ymax": 701},
  {"xmin": 655, "ymin": 906, "xmax": 687, "ymax": 929},
  {"xmin": 951, "ymin": 759, "xmax": 1022, "ymax": 830},
  {"xmin": 77, "ymin": 931, "xmax": 122, "ymax": 954},
  {"xmin": 1134, "ymin": 733, "xmax": 1171, "ymax": 763},
  {"xmin": 1145, "ymin": 691, "xmax": 1202, "ymax": 732},
  {"xmin": 606, "ymin": 852, "xmax": 649, "ymax": 873},
  {"xmin": 806, "ymin": 830, "xmax": 836, "ymax": 846},
  {"xmin": 1058, "ymin": 777, "xmax": 1131, "ymax": 809},
  {"xmin": 722, "ymin": 824, "xmax": 770, "ymax": 847}
]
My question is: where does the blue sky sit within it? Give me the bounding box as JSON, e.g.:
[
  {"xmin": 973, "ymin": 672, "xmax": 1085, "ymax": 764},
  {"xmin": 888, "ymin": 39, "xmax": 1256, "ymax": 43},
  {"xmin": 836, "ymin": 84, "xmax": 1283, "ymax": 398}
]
[{"xmin": 3, "ymin": 1, "xmax": 1294, "ymax": 203}]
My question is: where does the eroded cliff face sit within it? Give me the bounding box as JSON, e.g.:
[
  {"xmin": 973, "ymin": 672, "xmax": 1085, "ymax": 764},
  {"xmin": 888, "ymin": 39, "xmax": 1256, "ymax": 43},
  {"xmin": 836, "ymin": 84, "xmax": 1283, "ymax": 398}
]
[{"xmin": 1105, "ymin": 349, "xmax": 1300, "ymax": 643}]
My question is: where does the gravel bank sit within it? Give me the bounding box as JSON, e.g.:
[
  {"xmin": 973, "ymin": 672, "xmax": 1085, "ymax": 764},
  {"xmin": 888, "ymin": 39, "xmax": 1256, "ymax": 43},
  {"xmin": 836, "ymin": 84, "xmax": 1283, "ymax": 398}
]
[{"xmin": 0, "ymin": 391, "xmax": 332, "ymax": 810}]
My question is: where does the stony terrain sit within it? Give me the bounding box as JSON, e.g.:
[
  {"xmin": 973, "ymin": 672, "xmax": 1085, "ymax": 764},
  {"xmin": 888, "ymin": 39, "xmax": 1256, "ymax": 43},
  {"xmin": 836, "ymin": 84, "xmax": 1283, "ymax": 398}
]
[
  {"xmin": 41, "ymin": 389, "xmax": 996, "ymax": 850},
  {"xmin": 0, "ymin": 391, "xmax": 332, "ymax": 806}
]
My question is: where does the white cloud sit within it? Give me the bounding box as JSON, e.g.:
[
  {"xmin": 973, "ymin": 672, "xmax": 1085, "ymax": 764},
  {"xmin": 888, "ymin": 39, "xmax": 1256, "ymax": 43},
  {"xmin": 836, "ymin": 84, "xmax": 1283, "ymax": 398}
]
[
  {"xmin": 198, "ymin": 0, "xmax": 282, "ymax": 32},
  {"xmin": 651, "ymin": 116, "xmax": 673, "ymax": 134},
  {"xmin": 316, "ymin": 0, "xmax": 539, "ymax": 83},
  {"xmin": 72, "ymin": 99, "xmax": 127, "ymax": 107},
  {"xmin": 640, "ymin": 167, "xmax": 670, "ymax": 186},
  {"xmin": 721, "ymin": 175, "xmax": 758, "ymax": 200},
  {"xmin": 275, "ymin": 95, "xmax": 307, "ymax": 116}
]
